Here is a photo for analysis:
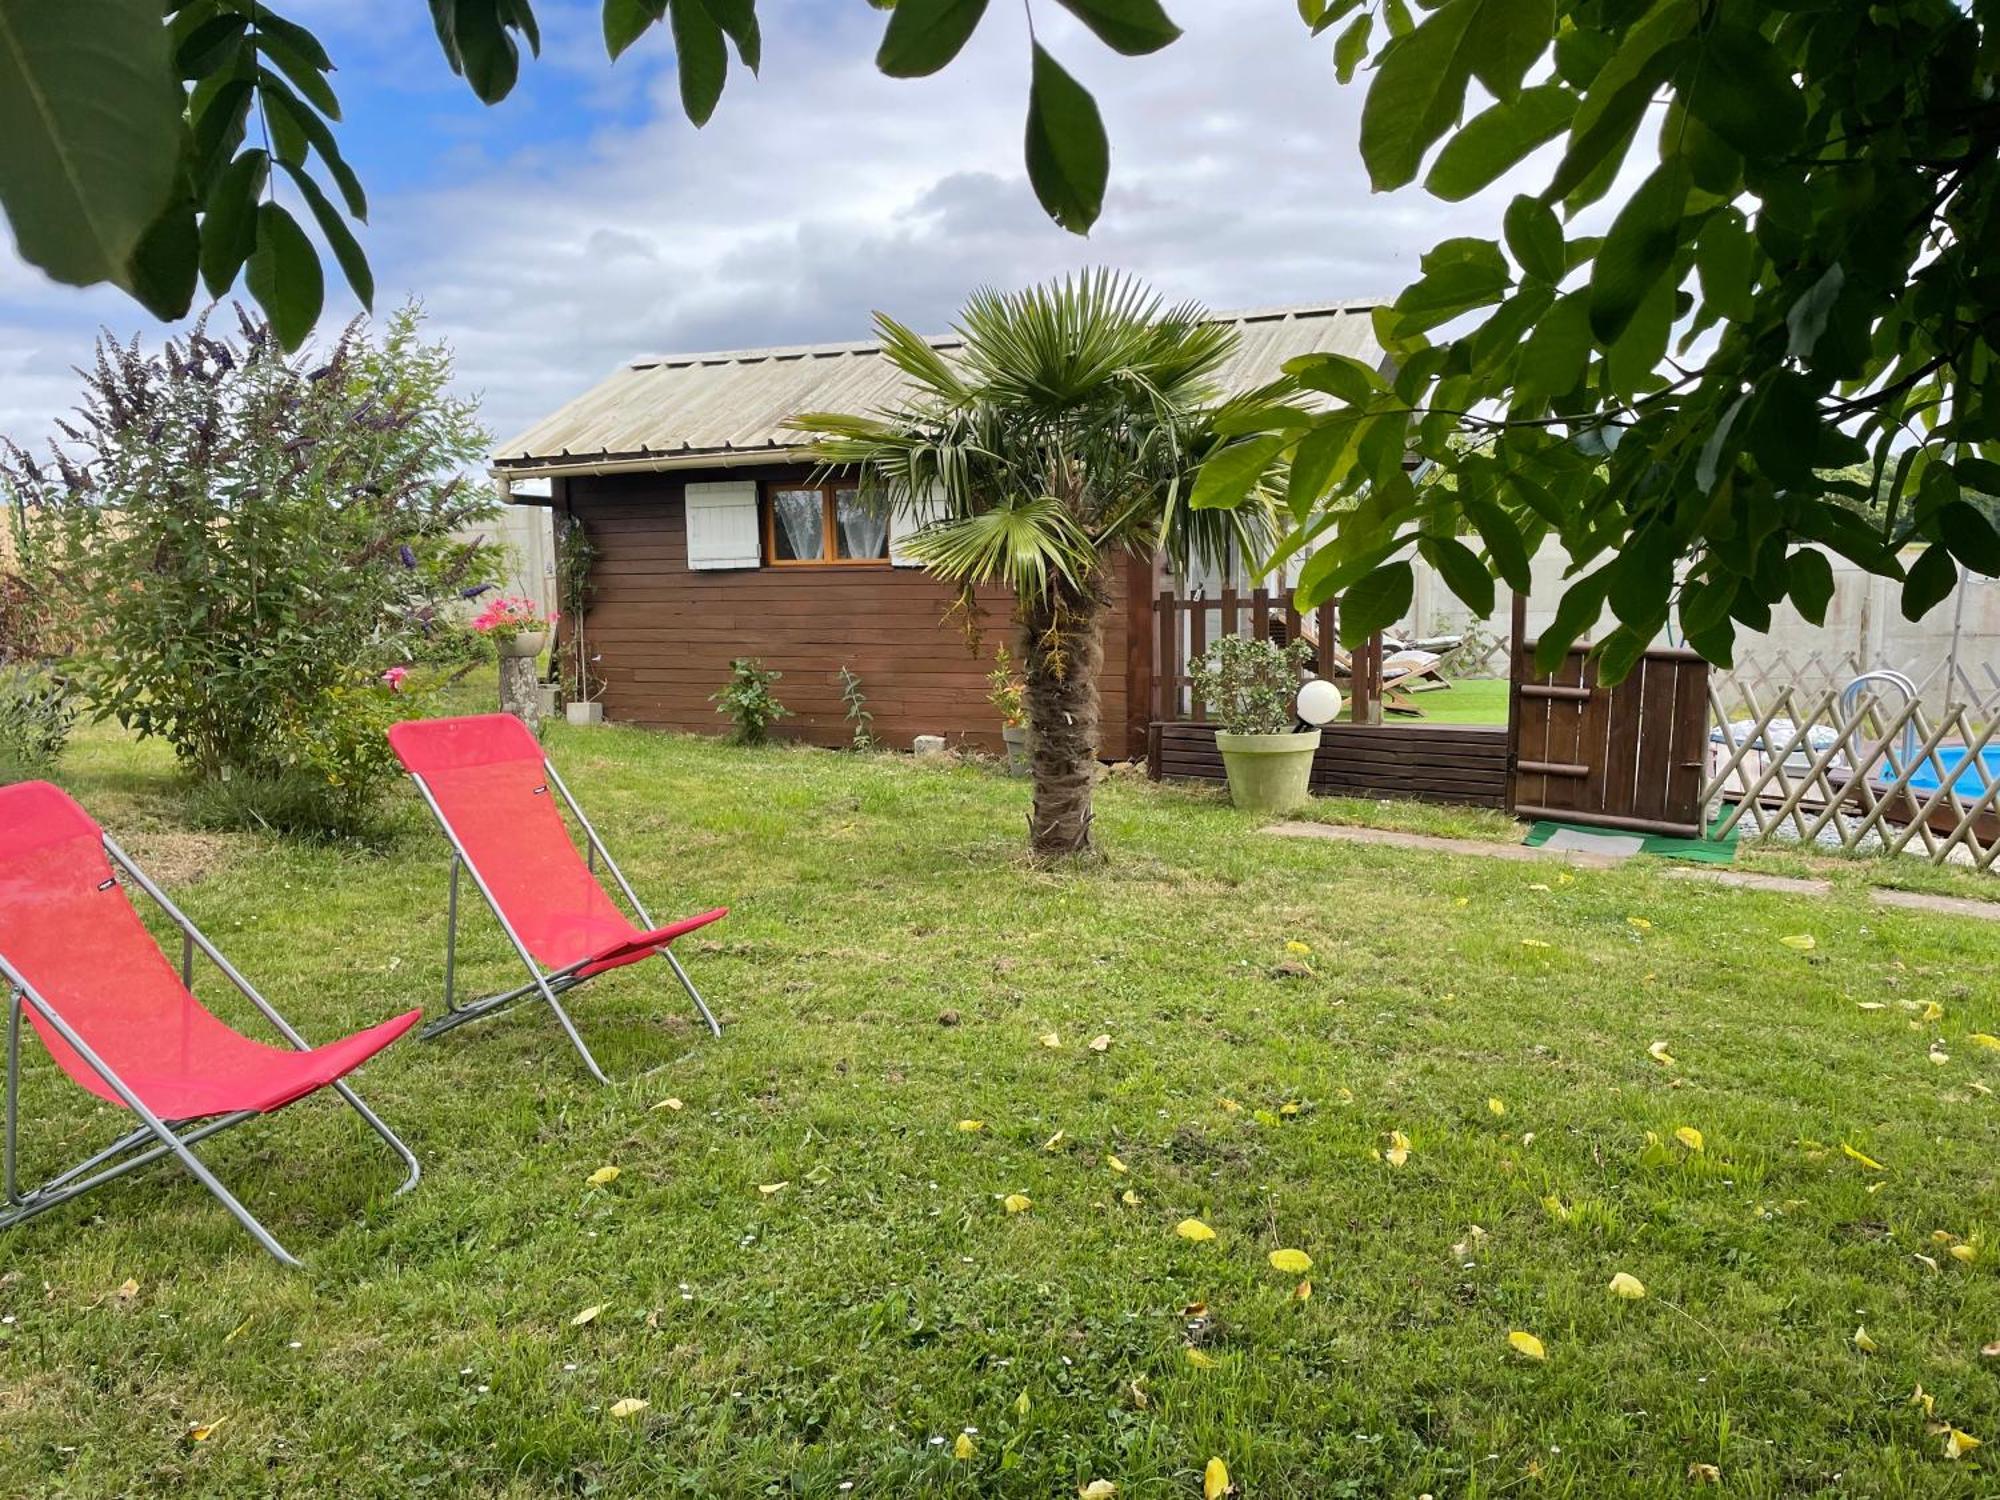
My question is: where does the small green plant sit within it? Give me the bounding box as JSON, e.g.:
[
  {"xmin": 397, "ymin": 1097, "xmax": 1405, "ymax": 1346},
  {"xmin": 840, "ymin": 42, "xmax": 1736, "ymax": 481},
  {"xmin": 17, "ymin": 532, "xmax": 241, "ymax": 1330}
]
[
  {"xmin": 712, "ymin": 657, "xmax": 791, "ymax": 745},
  {"xmin": 838, "ymin": 666, "xmax": 874, "ymax": 750},
  {"xmin": 1187, "ymin": 635, "xmax": 1314, "ymax": 735},
  {"xmin": 0, "ymin": 664, "xmax": 75, "ymax": 775},
  {"xmin": 986, "ymin": 645, "xmax": 1026, "ymax": 728}
]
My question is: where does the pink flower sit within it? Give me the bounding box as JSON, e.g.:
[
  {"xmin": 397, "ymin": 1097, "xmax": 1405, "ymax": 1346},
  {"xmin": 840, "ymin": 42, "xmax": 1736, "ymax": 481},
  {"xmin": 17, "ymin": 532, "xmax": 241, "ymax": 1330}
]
[{"xmin": 381, "ymin": 665, "xmax": 410, "ymax": 691}]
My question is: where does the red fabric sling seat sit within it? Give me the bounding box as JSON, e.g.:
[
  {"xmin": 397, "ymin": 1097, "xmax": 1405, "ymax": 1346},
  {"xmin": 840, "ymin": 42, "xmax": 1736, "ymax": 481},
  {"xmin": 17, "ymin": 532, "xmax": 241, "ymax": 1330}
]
[
  {"xmin": 0, "ymin": 781, "xmax": 420, "ymax": 1120},
  {"xmin": 385, "ymin": 714, "xmax": 725, "ymax": 979}
]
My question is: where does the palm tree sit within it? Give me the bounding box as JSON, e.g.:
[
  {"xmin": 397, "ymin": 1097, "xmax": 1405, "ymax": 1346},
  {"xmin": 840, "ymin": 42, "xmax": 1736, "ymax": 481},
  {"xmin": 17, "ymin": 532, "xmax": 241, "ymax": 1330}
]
[{"xmin": 797, "ymin": 270, "xmax": 1273, "ymax": 859}]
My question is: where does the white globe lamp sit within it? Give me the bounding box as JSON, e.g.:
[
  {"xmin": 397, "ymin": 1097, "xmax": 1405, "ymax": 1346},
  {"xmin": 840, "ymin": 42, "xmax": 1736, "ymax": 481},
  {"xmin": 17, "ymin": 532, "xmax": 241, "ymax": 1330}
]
[{"xmin": 1296, "ymin": 678, "xmax": 1342, "ymax": 727}]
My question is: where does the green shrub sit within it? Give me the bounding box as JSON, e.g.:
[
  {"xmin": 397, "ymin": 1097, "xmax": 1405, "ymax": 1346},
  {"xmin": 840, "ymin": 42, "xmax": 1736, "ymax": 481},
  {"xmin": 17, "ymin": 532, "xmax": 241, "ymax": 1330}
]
[
  {"xmin": 711, "ymin": 657, "xmax": 791, "ymax": 745},
  {"xmin": 0, "ymin": 304, "xmax": 500, "ymax": 833},
  {"xmin": 0, "ymin": 664, "xmax": 74, "ymax": 777},
  {"xmin": 838, "ymin": 666, "xmax": 874, "ymax": 750},
  {"xmin": 1186, "ymin": 635, "xmax": 1314, "ymax": 735}
]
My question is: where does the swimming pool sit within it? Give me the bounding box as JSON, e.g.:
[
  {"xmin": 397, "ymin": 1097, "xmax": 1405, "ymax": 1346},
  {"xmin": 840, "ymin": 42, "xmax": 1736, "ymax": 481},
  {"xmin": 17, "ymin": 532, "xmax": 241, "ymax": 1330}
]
[{"xmin": 1880, "ymin": 745, "xmax": 2000, "ymax": 798}]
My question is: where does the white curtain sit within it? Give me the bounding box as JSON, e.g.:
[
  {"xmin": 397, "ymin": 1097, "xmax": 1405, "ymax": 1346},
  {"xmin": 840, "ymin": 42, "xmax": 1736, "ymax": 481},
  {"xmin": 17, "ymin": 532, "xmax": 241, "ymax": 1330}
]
[
  {"xmin": 836, "ymin": 492, "xmax": 888, "ymax": 560},
  {"xmin": 772, "ymin": 489, "xmax": 824, "ymax": 561}
]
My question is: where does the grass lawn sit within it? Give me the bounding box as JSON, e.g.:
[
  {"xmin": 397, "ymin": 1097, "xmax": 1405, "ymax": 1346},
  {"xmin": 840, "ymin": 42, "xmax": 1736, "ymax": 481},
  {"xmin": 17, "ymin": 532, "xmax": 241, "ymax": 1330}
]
[{"xmin": 4, "ymin": 711, "xmax": 2000, "ymax": 1496}]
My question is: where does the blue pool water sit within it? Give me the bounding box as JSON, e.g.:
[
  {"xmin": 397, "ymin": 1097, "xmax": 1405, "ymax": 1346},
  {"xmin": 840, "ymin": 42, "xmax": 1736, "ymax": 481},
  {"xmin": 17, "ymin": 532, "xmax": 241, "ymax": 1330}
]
[{"xmin": 1882, "ymin": 746, "xmax": 2000, "ymax": 798}]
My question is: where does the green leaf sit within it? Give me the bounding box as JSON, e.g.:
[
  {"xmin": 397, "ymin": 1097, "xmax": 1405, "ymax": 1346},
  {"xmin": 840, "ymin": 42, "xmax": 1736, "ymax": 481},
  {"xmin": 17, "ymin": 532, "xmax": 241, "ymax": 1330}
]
[
  {"xmin": 1938, "ymin": 501, "xmax": 2000, "ymax": 578},
  {"xmin": 0, "ymin": 0, "xmax": 185, "ymax": 291},
  {"xmin": 1333, "ymin": 11, "xmax": 1371, "ymax": 84},
  {"xmin": 877, "ymin": 0, "xmax": 989, "ymax": 79},
  {"xmin": 1900, "ymin": 543, "xmax": 1957, "ymax": 622},
  {"xmin": 1424, "ymin": 84, "xmax": 1575, "ymax": 202},
  {"xmin": 1694, "ymin": 208, "xmax": 1755, "ymax": 322},
  {"xmin": 1534, "ymin": 569, "xmax": 1609, "ymax": 674},
  {"xmin": 1593, "ymin": 623, "xmax": 1651, "ymax": 685},
  {"xmin": 1286, "ymin": 415, "xmax": 1365, "ymax": 519},
  {"xmin": 1284, "ymin": 352, "xmax": 1382, "ymax": 406},
  {"xmin": 1543, "ymin": 2, "xmax": 1692, "ymax": 208},
  {"xmin": 699, "ymin": 0, "xmax": 760, "ymax": 70},
  {"xmin": 1503, "ymin": 193, "xmax": 1565, "ymax": 283},
  {"xmin": 1024, "ymin": 44, "xmax": 1107, "ymax": 233},
  {"xmin": 1419, "ymin": 534, "xmax": 1495, "ymax": 617},
  {"xmin": 1786, "ymin": 547, "xmax": 1834, "ymax": 625},
  {"xmin": 256, "ymin": 26, "xmax": 341, "ymax": 121},
  {"xmin": 1339, "ymin": 560, "xmax": 1415, "ymax": 646},
  {"xmin": 281, "ymin": 159, "xmax": 373, "ymax": 309},
  {"xmin": 260, "ymin": 75, "xmax": 367, "ymax": 218},
  {"xmin": 175, "ymin": 13, "xmax": 248, "ymax": 79},
  {"xmin": 1052, "ymin": 0, "xmax": 1181, "ymax": 56},
  {"xmin": 1683, "ymin": 20, "xmax": 1804, "ymax": 161},
  {"xmin": 1588, "ymin": 157, "xmax": 1688, "ymax": 343},
  {"xmin": 244, "ymin": 200, "xmax": 323, "ymax": 351},
  {"xmin": 1358, "ymin": 0, "xmax": 1479, "ymax": 190},
  {"xmin": 198, "ymin": 147, "xmax": 268, "ymax": 298},
  {"xmin": 1192, "ymin": 434, "xmax": 1287, "ymax": 511},
  {"xmin": 667, "ymin": 0, "xmax": 727, "ymax": 125},
  {"xmin": 1388, "ymin": 247, "xmax": 1511, "ymax": 335},
  {"xmin": 1514, "ymin": 290, "xmax": 1591, "ymax": 402},
  {"xmin": 604, "ymin": 0, "xmax": 665, "ymax": 61},
  {"xmin": 126, "ymin": 188, "xmax": 200, "ymax": 321},
  {"xmin": 449, "ymin": 0, "xmax": 522, "ymax": 103},
  {"xmin": 1784, "ymin": 263, "xmax": 1844, "ymax": 362},
  {"xmin": 1462, "ymin": 496, "xmax": 1531, "ymax": 591}
]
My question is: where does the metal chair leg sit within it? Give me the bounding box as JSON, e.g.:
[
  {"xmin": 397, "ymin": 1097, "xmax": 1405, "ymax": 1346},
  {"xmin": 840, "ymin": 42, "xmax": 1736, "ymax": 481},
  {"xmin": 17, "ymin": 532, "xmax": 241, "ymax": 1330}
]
[{"xmin": 663, "ymin": 948, "xmax": 722, "ymax": 1038}]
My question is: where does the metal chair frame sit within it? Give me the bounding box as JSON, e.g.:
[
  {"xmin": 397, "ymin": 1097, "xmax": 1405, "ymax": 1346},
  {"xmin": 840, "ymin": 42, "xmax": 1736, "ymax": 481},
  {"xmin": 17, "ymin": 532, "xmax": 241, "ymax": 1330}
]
[
  {"xmin": 407, "ymin": 757, "xmax": 720, "ymax": 1085},
  {"xmin": 0, "ymin": 833, "xmax": 419, "ymax": 1267}
]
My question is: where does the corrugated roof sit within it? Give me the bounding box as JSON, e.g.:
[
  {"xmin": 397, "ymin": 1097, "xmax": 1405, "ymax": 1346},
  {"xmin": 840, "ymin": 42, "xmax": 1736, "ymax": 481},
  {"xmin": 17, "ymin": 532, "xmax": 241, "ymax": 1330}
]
[{"xmin": 492, "ymin": 301, "xmax": 1387, "ymax": 474}]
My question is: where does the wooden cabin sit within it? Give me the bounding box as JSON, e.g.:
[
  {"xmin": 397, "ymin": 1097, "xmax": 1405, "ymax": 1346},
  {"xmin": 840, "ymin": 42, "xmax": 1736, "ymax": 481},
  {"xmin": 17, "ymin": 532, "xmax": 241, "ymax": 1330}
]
[{"xmin": 492, "ymin": 302, "xmax": 1388, "ymax": 757}]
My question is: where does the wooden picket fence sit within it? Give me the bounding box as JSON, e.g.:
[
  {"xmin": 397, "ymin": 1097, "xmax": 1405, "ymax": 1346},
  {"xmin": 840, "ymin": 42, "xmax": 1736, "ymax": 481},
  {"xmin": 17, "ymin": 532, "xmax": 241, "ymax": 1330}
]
[{"xmin": 1703, "ymin": 674, "xmax": 2000, "ymax": 869}]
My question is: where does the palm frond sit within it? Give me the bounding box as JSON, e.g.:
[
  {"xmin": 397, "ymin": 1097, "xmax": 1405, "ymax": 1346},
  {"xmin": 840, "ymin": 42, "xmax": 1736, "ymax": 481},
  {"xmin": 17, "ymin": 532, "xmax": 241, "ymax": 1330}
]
[{"xmin": 901, "ymin": 494, "xmax": 1099, "ymax": 601}]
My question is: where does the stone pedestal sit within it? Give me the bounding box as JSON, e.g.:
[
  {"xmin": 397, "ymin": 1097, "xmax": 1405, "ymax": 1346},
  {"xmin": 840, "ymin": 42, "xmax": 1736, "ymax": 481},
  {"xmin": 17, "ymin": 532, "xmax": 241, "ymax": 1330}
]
[{"xmin": 500, "ymin": 654, "xmax": 543, "ymax": 730}]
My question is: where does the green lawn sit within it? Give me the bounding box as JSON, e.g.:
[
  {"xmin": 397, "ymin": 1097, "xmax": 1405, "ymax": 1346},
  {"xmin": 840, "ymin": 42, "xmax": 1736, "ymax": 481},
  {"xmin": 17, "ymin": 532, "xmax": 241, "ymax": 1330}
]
[{"xmin": 4, "ymin": 713, "xmax": 2000, "ymax": 1496}]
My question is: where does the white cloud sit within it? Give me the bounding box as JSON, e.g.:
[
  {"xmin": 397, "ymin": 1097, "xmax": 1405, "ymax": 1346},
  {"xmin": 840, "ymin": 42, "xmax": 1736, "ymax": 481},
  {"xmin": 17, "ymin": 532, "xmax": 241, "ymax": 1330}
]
[{"xmin": 0, "ymin": 0, "xmax": 1557, "ymax": 453}]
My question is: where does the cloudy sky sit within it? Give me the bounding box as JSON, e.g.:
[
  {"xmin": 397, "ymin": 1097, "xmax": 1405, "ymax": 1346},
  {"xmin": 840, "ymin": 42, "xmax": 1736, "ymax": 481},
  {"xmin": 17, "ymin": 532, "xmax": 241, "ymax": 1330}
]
[{"xmin": 0, "ymin": 0, "xmax": 1519, "ymax": 454}]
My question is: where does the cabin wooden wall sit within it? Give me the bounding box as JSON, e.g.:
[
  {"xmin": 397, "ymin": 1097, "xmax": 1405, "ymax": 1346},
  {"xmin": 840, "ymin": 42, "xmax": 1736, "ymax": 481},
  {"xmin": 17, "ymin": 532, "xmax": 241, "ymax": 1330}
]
[{"xmin": 555, "ymin": 467, "xmax": 1153, "ymax": 758}]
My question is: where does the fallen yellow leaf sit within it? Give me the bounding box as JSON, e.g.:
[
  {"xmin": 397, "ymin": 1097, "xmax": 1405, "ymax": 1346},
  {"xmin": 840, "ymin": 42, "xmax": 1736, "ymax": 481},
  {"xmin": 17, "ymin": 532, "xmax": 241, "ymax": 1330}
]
[
  {"xmin": 957, "ymin": 1119, "xmax": 986, "ymax": 1132},
  {"xmin": 586, "ymin": 1165, "xmax": 621, "ymax": 1187},
  {"xmin": 1854, "ymin": 1325, "xmax": 1878, "ymax": 1353},
  {"xmin": 1106, "ymin": 1154, "xmax": 1127, "ymax": 1173},
  {"xmin": 1176, "ymin": 1218, "xmax": 1217, "ymax": 1242},
  {"xmin": 1184, "ymin": 1347, "xmax": 1217, "ymax": 1369},
  {"xmin": 1608, "ymin": 1272, "xmax": 1647, "ymax": 1300},
  {"xmin": 1080, "ymin": 1480, "xmax": 1119, "ymax": 1499},
  {"xmin": 1043, "ymin": 1130, "xmax": 1066, "ymax": 1151},
  {"xmin": 1648, "ymin": 1040, "xmax": 1676, "ymax": 1067},
  {"xmin": 572, "ymin": 1303, "xmax": 605, "ymax": 1327},
  {"xmin": 1521, "ymin": 938, "xmax": 1552, "ymax": 949},
  {"xmin": 1688, "ymin": 1463, "xmax": 1720, "ymax": 1485},
  {"xmin": 1541, "ymin": 1194, "xmax": 1571, "ymax": 1222},
  {"xmin": 652, "ymin": 1097, "xmax": 684, "ymax": 1112},
  {"xmin": 758, "ymin": 1181, "xmax": 789, "ymax": 1196},
  {"xmin": 1004, "ymin": 1193, "xmax": 1032, "ymax": 1214},
  {"xmin": 1278, "ymin": 1101, "xmax": 1301, "ymax": 1116},
  {"xmin": 1920, "ymin": 1000, "xmax": 1945, "ymax": 1022},
  {"xmin": 1944, "ymin": 1427, "xmax": 1982, "ymax": 1460},
  {"xmin": 188, "ymin": 1418, "xmax": 225, "ymax": 1443},
  {"xmin": 1912, "ymin": 1384, "xmax": 1936, "ymax": 1416},
  {"xmin": 1089, "ymin": 1034, "xmax": 1111, "ymax": 1052},
  {"xmin": 1781, "ymin": 933, "xmax": 1817, "ymax": 951},
  {"xmin": 1488, "ymin": 1097, "xmax": 1506, "ymax": 1117},
  {"xmin": 1384, "ymin": 1129, "xmax": 1412, "ymax": 1168},
  {"xmin": 1970, "ymin": 1033, "xmax": 2000, "ymax": 1050},
  {"xmin": 1218, "ymin": 1097, "xmax": 1241, "ymax": 1113},
  {"xmin": 223, "ymin": 1317, "xmax": 251, "ymax": 1343},
  {"xmin": 1675, "ymin": 1126, "xmax": 1705, "ymax": 1153},
  {"xmin": 1039, "ymin": 1032, "xmax": 1062, "ymax": 1049},
  {"xmin": 953, "ymin": 1432, "xmax": 976, "ymax": 1460},
  {"xmin": 1285, "ymin": 940, "xmax": 1312, "ymax": 956},
  {"xmin": 1951, "ymin": 1243, "xmax": 1977, "ymax": 1263},
  {"xmin": 1268, "ymin": 1248, "xmax": 1313, "ymax": 1274},
  {"xmin": 1204, "ymin": 1455, "xmax": 1232, "ymax": 1499},
  {"xmin": 1014, "ymin": 1390, "xmax": 1031, "ymax": 1417},
  {"xmin": 1627, "ymin": 916, "xmax": 1653, "ymax": 932},
  {"xmin": 114, "ymin": 1277, "xmax": 140, "ymax": 1304},
  {"xmin": 1841, "ymin": 1141, "xmax": 1886, "ymax": 1171},
  {"xmin": 1121, "ymin": 1188, "xmax": 1142, "ymax": 1206},
  {"xmin": 1508, "ymin": 1330, "xmax": 1547, "ymax": 1361},
  {"xmin": 1294, "ymin": 1279, "xmax": 1312, "ymax": 1302},
  {"xmin": 608, "ymin": 1398, "xmax": 649, "ymax": 1420}
]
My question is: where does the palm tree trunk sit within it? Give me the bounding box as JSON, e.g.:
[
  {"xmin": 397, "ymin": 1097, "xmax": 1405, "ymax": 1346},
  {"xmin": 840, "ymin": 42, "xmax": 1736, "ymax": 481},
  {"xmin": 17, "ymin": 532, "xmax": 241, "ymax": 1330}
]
[{"xmin": 1021, "ymin": 584, "xmax": 1105, "ymax": 858}]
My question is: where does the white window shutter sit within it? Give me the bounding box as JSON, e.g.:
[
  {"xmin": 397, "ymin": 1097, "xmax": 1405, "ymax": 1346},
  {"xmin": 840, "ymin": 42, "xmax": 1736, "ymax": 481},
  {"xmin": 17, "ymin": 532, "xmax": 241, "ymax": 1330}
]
[
  {"xmin": 889, "ymin": 484, "xmax": 947, "ymax": 568},
  {"xmin": 684, "ymin": 480, "xmax": 761, "ymax": 570}
]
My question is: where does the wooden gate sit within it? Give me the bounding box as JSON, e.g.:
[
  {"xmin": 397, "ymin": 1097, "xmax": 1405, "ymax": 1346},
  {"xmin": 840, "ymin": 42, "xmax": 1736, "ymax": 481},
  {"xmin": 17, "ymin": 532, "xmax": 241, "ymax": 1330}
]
[{"xmin": 1509, "ymin": 640, "xmax": 1710, "ymax": 837}]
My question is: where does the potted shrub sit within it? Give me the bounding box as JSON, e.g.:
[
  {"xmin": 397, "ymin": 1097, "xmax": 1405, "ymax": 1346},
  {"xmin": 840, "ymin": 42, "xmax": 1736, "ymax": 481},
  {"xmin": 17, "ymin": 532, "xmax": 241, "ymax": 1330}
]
[
  {"xmin": 987, "ymin": 645, "xmax": 1030, "ymax": 776},
  {"xmin": 1187, "ymin": 635, "xmax": 1320, "ymax": 814},
  {"xmin": 471, "ymin": 594, "xmax": 557, "ymax": 659}
]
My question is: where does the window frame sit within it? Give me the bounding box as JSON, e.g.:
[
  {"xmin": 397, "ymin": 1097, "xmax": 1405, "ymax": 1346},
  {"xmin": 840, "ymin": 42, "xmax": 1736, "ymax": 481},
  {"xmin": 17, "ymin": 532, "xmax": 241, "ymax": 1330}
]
[{"xmin": 761, "ymin": 480, "xmax": 890, "ymax": 568}]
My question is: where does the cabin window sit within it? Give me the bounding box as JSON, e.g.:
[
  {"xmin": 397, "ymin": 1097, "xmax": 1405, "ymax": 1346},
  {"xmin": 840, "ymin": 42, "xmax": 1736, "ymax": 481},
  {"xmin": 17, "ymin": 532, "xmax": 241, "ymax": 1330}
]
[{"xmin": 765, "ymin": 483, "xmax": 889, "ymax": 566}]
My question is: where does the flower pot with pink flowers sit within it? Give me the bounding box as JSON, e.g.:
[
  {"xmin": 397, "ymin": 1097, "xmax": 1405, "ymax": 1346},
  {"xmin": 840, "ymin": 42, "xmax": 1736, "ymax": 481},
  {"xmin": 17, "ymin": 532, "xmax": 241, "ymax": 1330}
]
[{"xmin": 470, "ymin": 594, "xmax": 557, "ymax": 660}]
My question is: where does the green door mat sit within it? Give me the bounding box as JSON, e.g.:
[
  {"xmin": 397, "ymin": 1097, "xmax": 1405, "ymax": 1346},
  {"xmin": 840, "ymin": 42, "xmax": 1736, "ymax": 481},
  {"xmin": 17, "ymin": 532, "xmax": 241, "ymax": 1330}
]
[{"xmin": 1523, "ymin": 813, "xmax": 1739, "ymax": 864}]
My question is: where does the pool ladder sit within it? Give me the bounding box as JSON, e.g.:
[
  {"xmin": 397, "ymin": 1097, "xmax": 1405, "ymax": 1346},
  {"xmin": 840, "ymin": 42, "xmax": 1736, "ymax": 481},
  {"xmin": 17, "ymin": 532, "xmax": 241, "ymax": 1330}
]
[{"xmin": 1839, "ymin": 669, "xmax": 1922, "ymax": 776}]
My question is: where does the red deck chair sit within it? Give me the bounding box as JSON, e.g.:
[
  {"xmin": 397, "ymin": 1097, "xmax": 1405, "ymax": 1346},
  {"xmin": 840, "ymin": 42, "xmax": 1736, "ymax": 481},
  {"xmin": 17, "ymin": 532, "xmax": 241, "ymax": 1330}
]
[
  {"xmin": 0, "ymin": 781, "xmax": 421, "ymax": 1266},
  {"xmin": 387, "ymin": 714, "xmax": 725, "ymax": 1082}
]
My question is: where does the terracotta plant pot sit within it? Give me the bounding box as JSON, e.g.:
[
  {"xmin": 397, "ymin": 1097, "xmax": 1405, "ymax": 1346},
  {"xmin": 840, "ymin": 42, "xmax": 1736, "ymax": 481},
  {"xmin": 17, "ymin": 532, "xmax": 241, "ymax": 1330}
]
[
  {"xmin": 1214, "ymin": 728, "xmax": 1321, "ymax": 815},
  {"xmin": 496, "ymin": 629, "xmax": 548, "ymax": 660}
]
